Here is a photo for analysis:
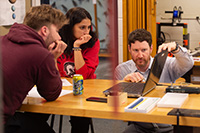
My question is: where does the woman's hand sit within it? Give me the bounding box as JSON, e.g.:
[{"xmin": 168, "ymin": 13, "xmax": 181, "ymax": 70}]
[{"xmin": 73, "ymin": 34, "xmax": 92, "ymax": 47}]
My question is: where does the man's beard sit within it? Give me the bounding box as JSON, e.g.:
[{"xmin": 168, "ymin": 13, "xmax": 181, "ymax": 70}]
[
  {"xmin": 134, "ymin": 57, "xmax": 149, "ymax": 69},
  {"xmin": 45, "ymin": 33, "xmax": 54, "ymax": 48}
]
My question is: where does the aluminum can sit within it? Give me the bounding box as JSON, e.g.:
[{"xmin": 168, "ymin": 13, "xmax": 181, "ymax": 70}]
[{"xmin": 73, "ymin": 74, "xmax": 84, "ymax": 95}]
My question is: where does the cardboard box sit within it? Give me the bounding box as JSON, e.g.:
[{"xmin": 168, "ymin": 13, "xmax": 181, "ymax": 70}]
[{"xmin": 107, "ymin": 92, "xmax": 127, "ymax": 106}]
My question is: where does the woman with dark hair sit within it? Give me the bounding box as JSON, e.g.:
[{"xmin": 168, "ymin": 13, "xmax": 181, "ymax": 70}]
[
  {"xmin": 58, "ymin": 7, "xmax": 100, "ymax": 79},
  {"xmin": 57, "ymin": 7, "xmax": 100, "ymax": 133}
]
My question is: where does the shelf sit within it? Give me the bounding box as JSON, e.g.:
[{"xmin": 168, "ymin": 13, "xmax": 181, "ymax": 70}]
[{"xmin": 98, "ymin": 53, "xmax": 111, "ymax": 58}]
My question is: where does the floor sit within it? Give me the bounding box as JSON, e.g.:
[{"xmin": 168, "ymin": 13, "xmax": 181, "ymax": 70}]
[
  {"xmin": 48, "ymin": 58, "xmax": 128, "ymax": 133},
  {"xmin": 48, "ymin": 115, "xmax": 128, "ymax": 133}
]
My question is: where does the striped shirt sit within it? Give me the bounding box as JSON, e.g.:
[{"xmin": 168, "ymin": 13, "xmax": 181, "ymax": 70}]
[{"xmin": 114, "ymin": 46, "xmax": 194, "ymax": 83}]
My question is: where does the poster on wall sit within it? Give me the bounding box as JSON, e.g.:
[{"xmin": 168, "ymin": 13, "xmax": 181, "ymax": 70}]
[{"xmin": 0, "ymin": 0, "xmax": 25, "ymax": 26}]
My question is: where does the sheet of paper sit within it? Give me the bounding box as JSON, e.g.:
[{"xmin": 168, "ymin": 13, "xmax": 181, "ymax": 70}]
[
  {"xmin": 28, "ymin": 87, "xmax": 72, "ymax": 98},
  {"xmin": 27, "ymin": 79, "xmax": 72, "ymax": 98},
  {"xmin": 62, "ymin": 78, "xmax": 72, "ymax": 86}
]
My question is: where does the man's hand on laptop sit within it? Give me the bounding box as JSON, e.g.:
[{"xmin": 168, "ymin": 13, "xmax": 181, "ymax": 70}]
[{"xmin": 123, "ymin": 72, "xmax": 144, "ymax": 83}]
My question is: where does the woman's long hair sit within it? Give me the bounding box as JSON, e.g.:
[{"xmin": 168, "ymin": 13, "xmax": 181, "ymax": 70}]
[{"xmin": 59, "ymin": 7, "xmax": 98, "ymax": 57}]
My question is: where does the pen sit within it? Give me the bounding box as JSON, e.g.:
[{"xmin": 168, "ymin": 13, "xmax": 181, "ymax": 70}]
[{"xmin": 128, "ymin": 97, "xmax": 144, "ymax": 109}]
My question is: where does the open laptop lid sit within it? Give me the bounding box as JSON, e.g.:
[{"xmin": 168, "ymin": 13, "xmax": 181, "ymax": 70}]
[{"xmin": 141, "ymin": 50, "xmax": 168, "ymax": 96}]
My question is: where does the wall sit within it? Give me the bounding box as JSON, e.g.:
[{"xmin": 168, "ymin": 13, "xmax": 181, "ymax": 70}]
[
  {"xmin": 156, "ymin": 0, "xmax": 200, "ymax": 50},
  {"xmin": 118, "ymin": 0, "xmax": 123, "ymax": 64}
]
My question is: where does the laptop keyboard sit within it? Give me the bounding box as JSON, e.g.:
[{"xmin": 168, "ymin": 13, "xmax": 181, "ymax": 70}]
[
  {"xmin": 123, "ymin": 82, "xmax": 145, "ymax": 93},
  {"xmin": 106, "ymin": 82, "xmax": 145, "ymax": 93}
]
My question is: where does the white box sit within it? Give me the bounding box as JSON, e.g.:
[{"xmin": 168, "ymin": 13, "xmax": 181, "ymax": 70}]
[
  {"xmin": 125, "ymin": 97, "xmax": 160, "ymax": 113},
  {"xmin": 157, "ymin": 93, "xmax": 188, "ymax": 108}
]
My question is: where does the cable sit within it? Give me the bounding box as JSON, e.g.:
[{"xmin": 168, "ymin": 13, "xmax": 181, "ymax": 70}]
[
  {"xmin": 163, "ymin": 32, "xmax": 171, "ymax": 42},
  {"xmin": 176, "ymin": 109, "xmax": 180, "ymax": 133}
]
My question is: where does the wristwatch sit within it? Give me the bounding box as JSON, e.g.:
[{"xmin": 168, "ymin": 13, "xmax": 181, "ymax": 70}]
[{"xmin": 171, "ymin": 42, "xmax": 179, "ymax": 52}]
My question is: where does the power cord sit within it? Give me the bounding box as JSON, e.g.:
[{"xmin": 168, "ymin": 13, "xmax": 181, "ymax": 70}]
[{"xmin": 176, "ymin": 109, "xmax": 180, "ymax": 133}]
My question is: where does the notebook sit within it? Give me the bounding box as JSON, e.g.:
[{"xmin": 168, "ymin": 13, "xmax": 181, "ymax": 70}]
[{"xmin": 103, "ymin": 50, "xmax": 168, "ymax": 98}]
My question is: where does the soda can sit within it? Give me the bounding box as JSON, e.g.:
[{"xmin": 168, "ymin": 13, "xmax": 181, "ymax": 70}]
[{"xmin": 72, "ymin": 74, "xmax": 84, "ymax": 95}]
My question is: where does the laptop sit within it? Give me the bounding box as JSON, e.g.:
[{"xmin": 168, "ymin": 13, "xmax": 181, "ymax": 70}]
[{"xmin": 103, "ymin": 50, "xmax": 168, "ymax": 98}]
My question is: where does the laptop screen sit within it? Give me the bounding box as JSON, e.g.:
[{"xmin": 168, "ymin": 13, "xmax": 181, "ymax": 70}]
[{"xmin": 142, "ymin": 50, "xmax": 168, "ymax": 96}]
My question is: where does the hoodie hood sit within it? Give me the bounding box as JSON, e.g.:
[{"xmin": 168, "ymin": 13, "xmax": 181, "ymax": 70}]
[{"xmin": 6, "ymin": 23, "xmax": 47, "ymax": 48}]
